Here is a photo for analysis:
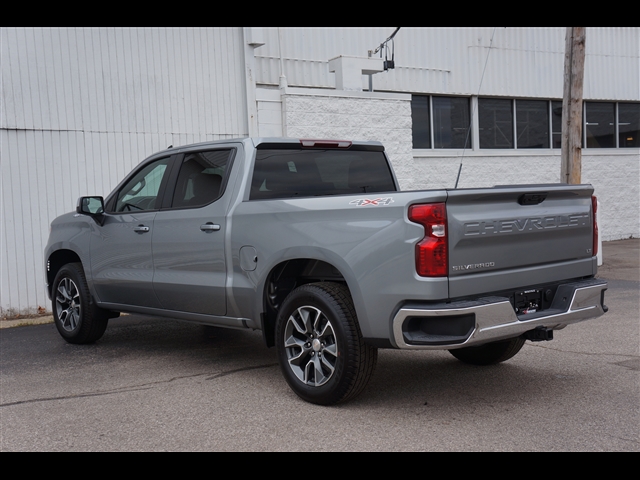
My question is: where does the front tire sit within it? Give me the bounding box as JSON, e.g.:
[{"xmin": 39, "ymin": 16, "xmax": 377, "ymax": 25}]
[
  {"xmin": 275, "ymin": 282, "xmax": 377, "ymax": 405},
  {"xmin": 448, "ymin": 336, "xmax": 526, "ymax": 366},
  {"xmin": 52, "ymin": 263, "xmax": 109, "ymax": 344}
]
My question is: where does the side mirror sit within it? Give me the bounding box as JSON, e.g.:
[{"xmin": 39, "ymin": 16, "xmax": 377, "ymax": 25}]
[{"xmin": 77, "ymin": 196, "xmax": 105, "ymax": 218}]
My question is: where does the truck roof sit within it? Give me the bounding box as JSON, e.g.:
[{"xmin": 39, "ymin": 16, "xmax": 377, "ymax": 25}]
[{"xmin": 154, "ymin": 137, "xmax": 385, "ymax": 156}]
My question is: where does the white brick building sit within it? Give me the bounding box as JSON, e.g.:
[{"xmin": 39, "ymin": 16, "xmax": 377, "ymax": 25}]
[{"xmin": 1, "ymin": 27, "xmax": 639, "ymax": 315}]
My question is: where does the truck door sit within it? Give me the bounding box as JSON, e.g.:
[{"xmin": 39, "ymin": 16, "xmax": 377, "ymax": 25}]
[
  {"xmin": 151, "ymin": 148, "xmax": 235, "ymax": 316},
  {"xmin": 90, "ymin": 156, "xmax": 173, "ymax": 308}
]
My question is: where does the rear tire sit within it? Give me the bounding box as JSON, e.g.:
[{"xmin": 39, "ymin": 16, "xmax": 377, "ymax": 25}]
[
  {"xmin": 275, "ymin": 282, "xmax": 377, "ymax": 405},
  {"xmin": 449, "ymin": 336, "xmax": 526, "ymax": 366},
  {"xmin": 52, "ymin": 263, "xmax": 109, "ymax": 344}
]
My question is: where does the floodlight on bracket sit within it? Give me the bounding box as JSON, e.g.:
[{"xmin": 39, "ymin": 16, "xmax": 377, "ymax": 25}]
[{"xmin": 368, "ymin": 27, "xmax": 400, "ymax": 71}]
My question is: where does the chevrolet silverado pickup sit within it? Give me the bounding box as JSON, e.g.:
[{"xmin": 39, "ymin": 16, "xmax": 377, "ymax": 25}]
[{"xmin": 45, "ymin": 138, "xmax": 608, "ymax": 405}]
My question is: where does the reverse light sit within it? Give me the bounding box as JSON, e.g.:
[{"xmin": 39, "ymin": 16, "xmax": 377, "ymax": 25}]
[{"xmin": 409, "ymin": 203, "xmax": 448, "ymax": 277}]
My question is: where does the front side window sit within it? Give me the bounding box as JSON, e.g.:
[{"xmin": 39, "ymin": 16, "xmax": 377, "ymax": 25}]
[{"xmin": 113, "ymin": 157, "xmax": 172, "ymax": 212}]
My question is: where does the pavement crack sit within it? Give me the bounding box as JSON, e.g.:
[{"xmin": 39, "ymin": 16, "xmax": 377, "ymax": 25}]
[
  {"xmin": 602, "ymin": 432, "xmax": 640, "ymax": 446},
  {"xmin": 528, "ymin": 343, "xmax": 639, "ymax": 359},
  {"xmin": 206, "ymin": 363, "xmax": 279, "ymax": 381},
  {"xmin": 1, "ymin": 363, "xmax": 279, "ymax": 408},
  {"xmin": 0, "ymin": 385, "xmax": 157, "ymax": 408}
]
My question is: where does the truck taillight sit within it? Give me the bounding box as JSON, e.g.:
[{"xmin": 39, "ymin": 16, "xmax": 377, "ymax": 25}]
[
  {"xmin": 592, "ymin": 195, "xmax": 599, "ymax": 257},
  {"xmin": 409, "ymin": 203, "xmax": 448, "ymax": 277}
]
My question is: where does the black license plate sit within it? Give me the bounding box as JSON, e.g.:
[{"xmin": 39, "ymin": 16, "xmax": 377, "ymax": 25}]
[{"xmin": 514, "ymin": 288, "xmax": 542, "ymax": 315}]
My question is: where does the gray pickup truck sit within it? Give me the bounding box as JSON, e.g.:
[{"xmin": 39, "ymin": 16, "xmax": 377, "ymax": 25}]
[{"xmin": 45, "ymin": 137, "xmax": 608, "ymax": 405}]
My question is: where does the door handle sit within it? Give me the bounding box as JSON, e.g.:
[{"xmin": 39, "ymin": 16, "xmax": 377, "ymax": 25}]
[
  {"xmin": 200, "ymin": 223, "xmax": 221, "ymax": 232},
  {"xmin": 133, "ymin": 225, "xmax": 150, "ymax": 233}
]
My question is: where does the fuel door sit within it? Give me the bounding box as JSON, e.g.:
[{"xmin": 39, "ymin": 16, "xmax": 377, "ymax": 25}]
[{"xmin": 240, "ymin": 246, "xmax": 258, "ymax": 272}]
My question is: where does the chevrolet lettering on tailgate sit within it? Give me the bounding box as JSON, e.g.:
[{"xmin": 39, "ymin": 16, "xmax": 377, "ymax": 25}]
[{"xmin": 464, "ymin": 213, "xmax": 591, "ymax": 236}]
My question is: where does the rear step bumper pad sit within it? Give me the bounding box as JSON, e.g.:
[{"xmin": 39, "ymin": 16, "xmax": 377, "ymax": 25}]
[{"xmin": 392, "ymin": 279, "xmax": 608, "ymax": 349}]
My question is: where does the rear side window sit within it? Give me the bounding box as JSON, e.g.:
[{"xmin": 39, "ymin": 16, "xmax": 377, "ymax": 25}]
[
  {"xmin": 250, "ymin": 149, "xmax": 396, "ymax": 200},
  {"xmin": 171, "ymin": 149, "xmax": 233, "ymax": 208}
]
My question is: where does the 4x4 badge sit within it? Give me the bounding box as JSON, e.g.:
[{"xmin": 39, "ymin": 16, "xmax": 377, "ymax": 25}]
[{"xmin": 350, "ymin": 197, "xmax": 394, "ymax": 206}]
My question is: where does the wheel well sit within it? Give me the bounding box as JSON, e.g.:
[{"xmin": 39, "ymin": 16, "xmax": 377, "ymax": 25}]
[
  {"xmin": 262, "ymin": 259, "xmax": 347, "ymax": 348},
  {"xmin": 47, "ymin": 250, "xmax": 82, "ymax": 296}
]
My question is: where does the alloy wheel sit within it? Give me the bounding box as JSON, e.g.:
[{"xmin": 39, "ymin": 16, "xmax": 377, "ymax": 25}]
[
  {"xmin": 283, "ymin": 306, "xmax": 338, "ymax": 387},
  {"xmin": 55, "ymin": 277, "xmax": 81, "ymax": 332}
]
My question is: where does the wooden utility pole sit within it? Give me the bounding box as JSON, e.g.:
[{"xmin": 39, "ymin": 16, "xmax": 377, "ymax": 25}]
[{"xmin": 561, "ymin": 27, "xmax": 586, "ymax": 184}]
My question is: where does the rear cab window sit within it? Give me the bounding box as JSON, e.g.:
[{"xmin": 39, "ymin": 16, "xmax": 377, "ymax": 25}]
[{"xmin": 249, "ymin": 144, "xmax": 397, "ymax": 200}]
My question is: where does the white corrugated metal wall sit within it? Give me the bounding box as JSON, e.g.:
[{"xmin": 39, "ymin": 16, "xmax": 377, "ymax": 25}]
[
  {"xmin": 253, "ymin": 27, "xmax": 639, "ymax": 100},
  {"xmin": 1, "ymin": 27, "xmax": 249, "ymax": 315}
]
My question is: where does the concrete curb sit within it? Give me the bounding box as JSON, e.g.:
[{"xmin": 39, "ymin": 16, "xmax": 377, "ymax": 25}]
[{"xmin": 1, "ymin": 315, "xmax": 54, "ymax": 329}]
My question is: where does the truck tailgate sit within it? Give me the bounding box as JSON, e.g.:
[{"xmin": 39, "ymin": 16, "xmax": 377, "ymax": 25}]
[{"xmin": 446, "ymin": 184, "xmax": 596, "ymax": 298}]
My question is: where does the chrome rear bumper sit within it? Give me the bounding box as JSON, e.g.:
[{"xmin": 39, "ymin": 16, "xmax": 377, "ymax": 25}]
[{"xmin": 392, "ymin": 278, "xmax": 608, "ymax": 350}]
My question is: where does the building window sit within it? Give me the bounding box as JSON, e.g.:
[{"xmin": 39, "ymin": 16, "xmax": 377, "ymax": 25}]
[
  {"xmin": 585, "ymin": 102, "xmax": 616, "ymax": 148},
  {"xmin": 412, "ymin": 95, "xmax": 639, "ymax": 151},
  {"xmin": 432, "ymin": 96, "xmax": 472, "ymax": 149},
  {"xmin": 618, "ymin": 103, "xmax": 640, "ymax": 148},
  {"xmin": 412, "ymin": 95, "xmax": 471, "ymax": 149},
  {"xmin": 480, "ymin": 98, "xmax": 549, "ymax": 149},
  {"xmin": 585, "ymin": 101, "xmax": 640, "ymax": 148},
  {"xmin": 479, "ymin": 98, "xmax": 513, "ymax": 148},
  {"xmin": 516, "ymin": 100, "xmax": 549, "ymax": 148},
  {"xmin": 551, "ymin": 101, "xmax": 563, "ymax": 148},
  {"xmin": 411, "ymin": 95, "xmax": 431, "ymax": 149}
]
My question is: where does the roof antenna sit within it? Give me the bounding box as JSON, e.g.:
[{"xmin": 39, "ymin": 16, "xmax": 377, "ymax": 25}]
[
  {"xmin": 456, "ymin": 26, "xmax": 498, "ymax": 189},
  {"xmin": 454, "ymin": 163, "xmax": 463, "ymax": 189}
]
